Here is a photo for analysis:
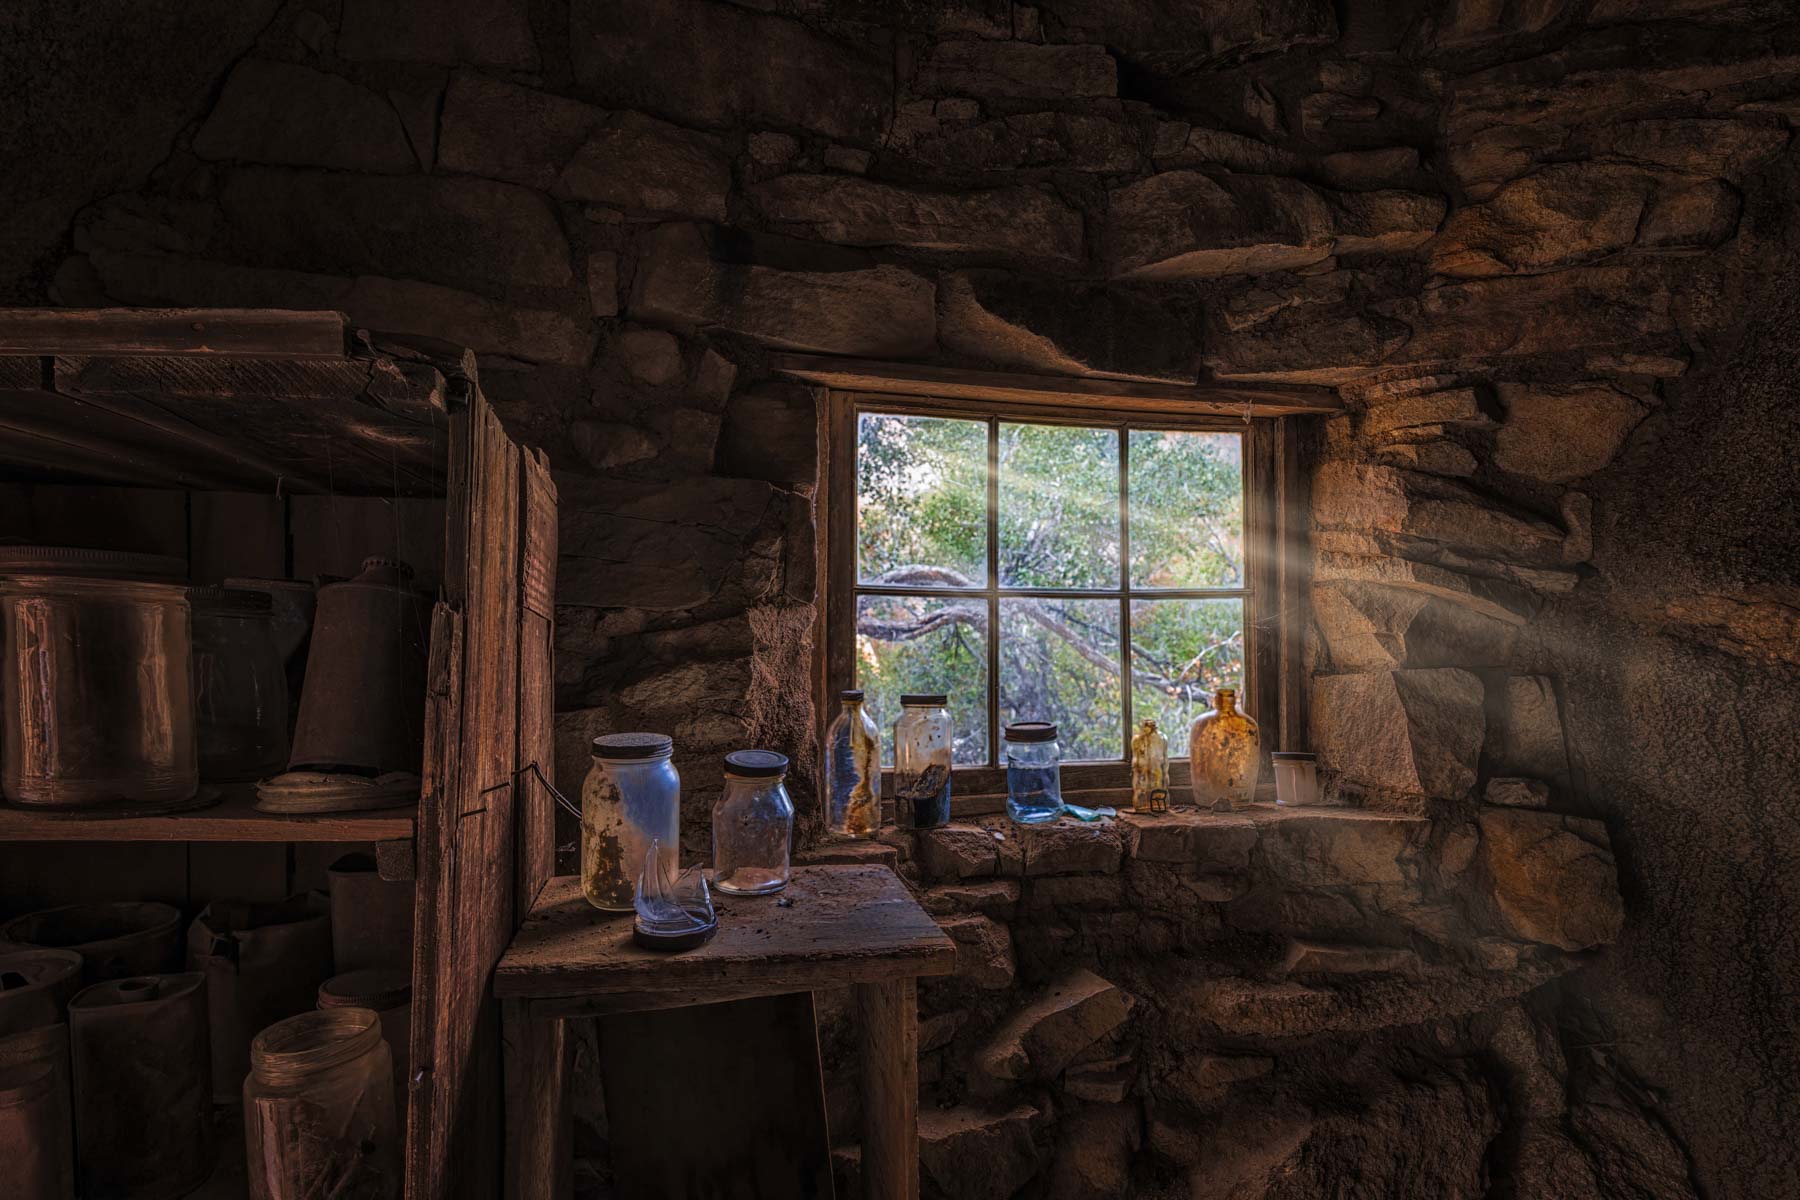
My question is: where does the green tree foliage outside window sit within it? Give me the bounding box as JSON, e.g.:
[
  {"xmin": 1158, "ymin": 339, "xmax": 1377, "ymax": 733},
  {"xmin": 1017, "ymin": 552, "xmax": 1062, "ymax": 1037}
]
[{"xmin": 855, "ymin": 411, "xmax": 1246, "ymax": 766}]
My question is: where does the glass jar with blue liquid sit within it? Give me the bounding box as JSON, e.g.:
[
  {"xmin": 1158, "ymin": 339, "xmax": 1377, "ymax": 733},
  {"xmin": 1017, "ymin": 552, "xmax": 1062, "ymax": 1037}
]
[{"xmin": 1004, "ymin": 721, "xmax": 1063, "ymax": 824}]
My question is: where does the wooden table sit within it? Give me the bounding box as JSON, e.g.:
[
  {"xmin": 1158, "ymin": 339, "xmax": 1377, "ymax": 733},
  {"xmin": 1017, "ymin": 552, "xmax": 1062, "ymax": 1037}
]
[{"xmin": 494, "ymin": 864, "xmax": 956, "ymax": 1200}]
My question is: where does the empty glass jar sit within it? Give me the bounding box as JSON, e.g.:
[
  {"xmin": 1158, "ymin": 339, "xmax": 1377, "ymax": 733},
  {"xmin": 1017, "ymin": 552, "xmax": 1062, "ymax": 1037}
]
[
  {"xmin": 581, "ymin": 734, "xmax": 681, "ymax": 913},
  {"xmin": 826, "ymin": 689, "xmax": 882, "ymax": 839},
  {"xmin": 243, "ymin": 1008, "xmax": 400, "ymax": 1200},
  {"xmin": 1004, "ymin": 722, "xmax": 1062, "ymax": 824},
  {"xmin": 893, "ymin": 694, "xmax": 952, "ymax": 829},
  {"xmin": 712, "ymin": 750, "xmax": 794, "ymax": 896},
  {"xmin": 190, "ymin": 586, "xmax": 289, "ymax": 782},
  {"xmin": 1272, "ymin": 752, "xmax": 1321, "ymax": 807},
  {"xmin": 1189, "ymin": 687, "xmax": 1261, "ymax": 811}
]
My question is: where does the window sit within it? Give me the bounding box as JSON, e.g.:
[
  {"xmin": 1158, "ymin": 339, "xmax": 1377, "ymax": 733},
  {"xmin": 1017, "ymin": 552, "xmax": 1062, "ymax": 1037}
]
[{"xmin": 830, "ymin": 393, "xmax": 1271, "ymax": 793}]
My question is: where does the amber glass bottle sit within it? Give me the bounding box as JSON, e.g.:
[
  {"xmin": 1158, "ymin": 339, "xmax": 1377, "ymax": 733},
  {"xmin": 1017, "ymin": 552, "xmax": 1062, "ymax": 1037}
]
[{"xmin": 1188, "ymin": 688, "xmax": 1260, "ymax": 811}]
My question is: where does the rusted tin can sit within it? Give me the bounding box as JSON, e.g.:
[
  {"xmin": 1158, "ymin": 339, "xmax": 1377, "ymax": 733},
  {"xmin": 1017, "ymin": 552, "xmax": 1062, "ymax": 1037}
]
[
  {"xmin": 3, "ymin": 903, "xmax": 183, "ymax": 983},
  {"xmin": 288, "ymin": 558, "xmax": 431, "ymax": 775},
  {"xmin": 0, "ymin": 948, "xmax": 83, "ymax": 1036},
  {"xmin": 187, "ymin": 895, "xmax": 333, "ymax": 1101},
  {"xmin": 0, "ymin": 1023, "xmax": 74, "ymax": 1200},
  {"xmin": 69, "ymin": 973, "xmax": 214, "ymax": 1200},
  {"xmin": 327, "ymin": 853, "xmax": 415, "ymax": 972}
]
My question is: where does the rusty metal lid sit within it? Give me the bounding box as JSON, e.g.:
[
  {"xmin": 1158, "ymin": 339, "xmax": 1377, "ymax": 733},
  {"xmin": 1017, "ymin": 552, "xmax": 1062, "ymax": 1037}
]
[
  {"xmin": 724, "ymin": 749, "xmax": 789, "ymax": 778},
  {"xmin": 1003, "ymin": 721, "xmax": 1058, "ymax": 743},
  {"xmin": 592, "ymin": 732, "xmax": 674, "ymax": 760},
  {"xmin": 187, "ymin": 585, "xmax": 274, "ymax": 616},
  {"xmin": 899, "ymin": 693, "xmax": 949, "ymax": 707},
  {"xmin": 0, "ymin": 545, "xmax": 186, "ymax": 582},
  {"xmin": 317, "ymin": 969, "xmax": 412, "ymax": 1012}
]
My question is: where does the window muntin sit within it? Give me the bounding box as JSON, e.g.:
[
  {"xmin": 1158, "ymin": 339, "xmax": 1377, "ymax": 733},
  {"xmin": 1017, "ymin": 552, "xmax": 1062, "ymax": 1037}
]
[{"xmin": 851, "ymin": 404, "xmax": 1248, "ymax": 769}]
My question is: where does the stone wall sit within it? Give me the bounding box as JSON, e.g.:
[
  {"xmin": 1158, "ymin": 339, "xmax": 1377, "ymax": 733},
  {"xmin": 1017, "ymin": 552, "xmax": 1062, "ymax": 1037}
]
[{"xmin": 4, "ymin": 1, "xmax": 1798, "ymax": 1197}]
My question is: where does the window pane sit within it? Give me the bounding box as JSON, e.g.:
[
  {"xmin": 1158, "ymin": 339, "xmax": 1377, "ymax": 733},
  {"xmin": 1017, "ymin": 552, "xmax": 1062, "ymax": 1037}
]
[
  {"xmin": 999, "ymin": 423, "xmax": 1119, "ymax": 589},
  {"xmin": 1128, "ymin": 430, "xmax": 1243, "ymax": 588},
  {"xmin": 856, "ymin": 594, "xmax": 989, "ymax": 766},
  {"xmin": 1130, "ymin": 598, "xmax": 1244, "ymax": 755},
  {"xmin": 1000, "ymin": 597, "xmax": 1122, "ymax": 762},
  {"xmin": 858, "ymin": 413, "xmax": 987, "ymax": 587}
]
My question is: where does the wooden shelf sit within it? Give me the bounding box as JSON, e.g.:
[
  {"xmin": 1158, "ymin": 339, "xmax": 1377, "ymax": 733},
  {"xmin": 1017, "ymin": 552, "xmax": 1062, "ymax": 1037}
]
[{"xmin": 0, "ymin": 787, "xmax": 415, "ymax": 843}]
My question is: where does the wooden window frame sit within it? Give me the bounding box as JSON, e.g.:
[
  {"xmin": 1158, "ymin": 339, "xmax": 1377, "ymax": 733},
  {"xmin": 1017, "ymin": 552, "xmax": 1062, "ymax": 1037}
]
[{"xmin": 819, "ymin": 387, "xmax": 1310, "ymax": 808}]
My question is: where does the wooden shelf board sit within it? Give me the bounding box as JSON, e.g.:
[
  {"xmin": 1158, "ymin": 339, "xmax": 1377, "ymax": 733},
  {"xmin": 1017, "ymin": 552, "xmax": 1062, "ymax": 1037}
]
[{"xmin": 0, "ymin": 787, "xmax": 416, "ymax": 843}]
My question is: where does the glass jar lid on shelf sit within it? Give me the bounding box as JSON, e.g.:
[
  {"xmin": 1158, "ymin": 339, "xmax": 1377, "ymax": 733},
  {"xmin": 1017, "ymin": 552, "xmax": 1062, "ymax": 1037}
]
[
  {"xmin": 724, "ymin": 749, "xmax": 789, "ymax": 777},
  {"xmin": 1003, "ymin": 721, "xmax": 1058, "ymax": 743},
  {"xmin": 839, "ymin": 688, "xmax": 865, "ymax": 701},
  {"xmin": 592, "ymin": 732, "xmax": 674, "ymax": 760},
  {"xmin": 899, "ymin": 693, "xmax": 948, "ymax": 706}
]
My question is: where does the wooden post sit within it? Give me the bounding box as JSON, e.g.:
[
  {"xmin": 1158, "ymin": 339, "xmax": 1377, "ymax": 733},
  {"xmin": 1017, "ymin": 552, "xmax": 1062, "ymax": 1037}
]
[
  {"xmin": 501, "ymin": 1000, "xmax": 570, "ymax": 1200},
  {"xmin": 856, "ymin": 977, "xmax": 919, "ymax": 1200}
]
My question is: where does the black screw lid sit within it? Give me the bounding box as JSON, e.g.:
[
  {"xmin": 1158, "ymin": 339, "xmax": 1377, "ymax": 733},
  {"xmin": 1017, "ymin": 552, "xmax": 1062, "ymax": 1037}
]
[
  {"xmin": 1004, "ymin": 721, "xmax": 1058, "ymax": 743},
  {"xmin": 899, "ymin": 693, "xmax": 949, "ymax": 706},
  {"xmin": 839, "ymin": 689, "xmax": 865, "ymax": 702},
  {"xmin": 592, "ymin": 732, "xmax": 674, "ymax": 760},
  {"xmin": 724, "ymin": 749, "xmax": 790, "ymax": 777}
]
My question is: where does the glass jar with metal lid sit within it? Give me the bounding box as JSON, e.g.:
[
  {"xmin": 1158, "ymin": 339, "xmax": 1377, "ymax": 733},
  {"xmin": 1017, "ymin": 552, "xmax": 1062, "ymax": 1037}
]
[
  {"xmin": 711, "ymin": 750, "xmax": 794, "ymax": 896},
  {"xmin": 581, "ymin": 733, "xmax": 681, "ymax": 913},
  {"xmin": 893, "ymin": 694, "xmax": 952, "ymax": 829},
  {"xmin": 190, "ymin": 585, "xmax": 289, "ymax": 782},
  {"xmin": 1004, "ymin": 721, "xmax": 1063, "ymax": 824},
  {"xmin": 0, "ymin": 547, "xmax": 197, "ymax": 812}
]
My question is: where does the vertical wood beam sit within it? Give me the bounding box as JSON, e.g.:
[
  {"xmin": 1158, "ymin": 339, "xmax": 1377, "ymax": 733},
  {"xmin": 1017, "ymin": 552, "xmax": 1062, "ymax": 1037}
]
[{"xmin": 856, "ymin": 977, "xmax": 920, "ymax": 1200}]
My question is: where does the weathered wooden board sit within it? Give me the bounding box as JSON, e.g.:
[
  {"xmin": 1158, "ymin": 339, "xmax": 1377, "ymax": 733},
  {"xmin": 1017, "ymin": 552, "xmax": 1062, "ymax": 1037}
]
[
  {"xmin": 0, "ymin": 791, "xmax": 414, "ymax": 843},
  {"xmin": 0, "ymin": 482, "xmax": 187, "ymax": 557},
  {"xmin": 516, "ymin": 448, "xmax": 559, "ymax": 914},
  {"xmin": 409, "ymin": 388, "xmax": 520, "ymax": 1200},
  {"xmin": 598, "ymin": 993, "xmax": 835, "ymax": 1200},
  {"xmin": 774, "ymin": 354, "xmax": 1343, "ymax": 416},
  {"xmin": 0, "ymin": 308, "xmax": 350, "ymax": 359},
  {"xmin": 189, "ymin": 490, "xmax": 287, "ymax": 582},
  {"xmin": 857, "ymin": 978, "xmax": 919, "ymax": 1200},
  {"xmin": 496, "ymin": 867, "xmax": 957, "ymax": 1003}
]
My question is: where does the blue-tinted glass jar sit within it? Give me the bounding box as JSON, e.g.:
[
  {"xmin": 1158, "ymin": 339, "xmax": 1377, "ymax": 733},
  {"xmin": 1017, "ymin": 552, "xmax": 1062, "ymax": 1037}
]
[{"xmin": 1004, "ymin": 721, "xmax": 1062, "ymax": 824}]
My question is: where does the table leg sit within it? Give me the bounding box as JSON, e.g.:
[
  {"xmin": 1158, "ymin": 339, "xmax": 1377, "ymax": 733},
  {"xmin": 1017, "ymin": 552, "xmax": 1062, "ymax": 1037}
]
[
  {"xmin": 502, "ymin": 999, "xmax": 571, "ymax": 1200},
  {"xmin": 856, "ymin": 977, "xmax": 919, "ymax": 1200}
]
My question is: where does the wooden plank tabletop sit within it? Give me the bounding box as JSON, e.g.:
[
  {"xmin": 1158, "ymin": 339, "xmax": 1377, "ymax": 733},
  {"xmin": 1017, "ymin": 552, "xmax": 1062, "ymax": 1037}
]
[{"xmin": 495, "ymin": 865, "xmax": 956, "ymax": 1007}]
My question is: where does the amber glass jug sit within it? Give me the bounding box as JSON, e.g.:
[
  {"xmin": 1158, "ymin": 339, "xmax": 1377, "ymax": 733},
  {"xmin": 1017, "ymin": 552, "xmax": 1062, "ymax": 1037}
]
[{"xmin": 1188, "ymin": 687, "xmax": 1261, "ymax": 811}]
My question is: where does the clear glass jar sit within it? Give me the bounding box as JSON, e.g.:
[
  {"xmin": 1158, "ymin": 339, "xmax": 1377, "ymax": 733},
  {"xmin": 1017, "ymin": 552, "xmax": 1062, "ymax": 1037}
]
[
  {"xmin": 826, "ymin": 689, "xmax": 882, "ymax": 839},
  {"xmin": 243, "ymin": 1008, "xmax": 400, "ymax": 1200},
  {"xmin": 0, "ymin": 549, "xmax": 197, "ymax": 811},
  {"xmin": 1272, "ymin": 752, "xmax": 1321, "ymax": 807},
  {"xmin": 1130, "ymin": 719, "xmax": 1170, "ymax": 813},
  {"xmin": 893, "ymin": 694, "xmax": 952, "ymax": 829},
  {"xmin": 1004, "ymin": 722, "xmax": 1062, "ymax": 824},
  {"xmin": 190, "ymin": 586, "xmax": 290, "ymax": 782},
  {"xmin": 1189, "ymin": 687, "xmax": 1261, "ymax": 811},
  {"xmin": 712, "ymin": 750, "xmax": 794, "ymax": 896},
  {"xmin": 581, "ymin": 734, "xmax": 681, "ymax": 913}
]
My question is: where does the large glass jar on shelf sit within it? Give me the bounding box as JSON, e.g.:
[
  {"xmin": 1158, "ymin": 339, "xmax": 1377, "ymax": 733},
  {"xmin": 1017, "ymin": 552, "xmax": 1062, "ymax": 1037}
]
[
  {"xmin": 190, "ymin": 585, "xmax": 289, "ymax": 782},
  {"xmin": 243, "ymin": 1007, "xmax": 400, "ymax": 1200},
  {"xmin": 712, "ymin": 750, "xmax": 795, "ymax": 896},
  {"xmin": 1130, "ymin": 719, "xmax": 1170, "ymax": 813},
  {"xmin": 1003, "ymin": 721, "xmax": 1062, "ymax": 824},
  {"xmin": 893, "ymin": 694, "xmax": 953, "ymax": 829},
  {"xmin": 825, "ymin": 689, "xmax": 881, "ymax": 839},
  {"xmin": 1188, "ymin": 687, "xmax": 1261, "ymax": 811},
  {"xmin": 581, "ymin": 733, "xmax": 680, "ymax": 913}
]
